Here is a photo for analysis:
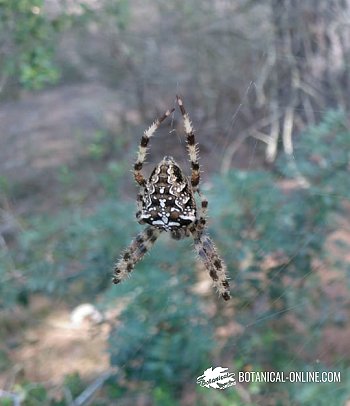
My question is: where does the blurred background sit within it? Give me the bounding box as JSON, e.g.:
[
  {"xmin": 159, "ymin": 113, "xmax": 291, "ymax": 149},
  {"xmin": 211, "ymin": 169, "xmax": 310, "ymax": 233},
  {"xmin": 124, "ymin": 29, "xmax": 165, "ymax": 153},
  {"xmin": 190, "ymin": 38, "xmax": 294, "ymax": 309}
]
[{"xmin": 1, "ymin": 0, "xmax": 350, "ymax": 404}]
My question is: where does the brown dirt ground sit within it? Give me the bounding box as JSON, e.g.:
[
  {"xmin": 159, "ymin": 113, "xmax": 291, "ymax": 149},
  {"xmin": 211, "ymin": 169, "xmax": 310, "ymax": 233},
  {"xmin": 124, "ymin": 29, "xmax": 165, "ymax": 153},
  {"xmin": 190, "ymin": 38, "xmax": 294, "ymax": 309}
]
[{"xmin": 0, "ymin": 297, "xmax": 110, "ymax": 389}]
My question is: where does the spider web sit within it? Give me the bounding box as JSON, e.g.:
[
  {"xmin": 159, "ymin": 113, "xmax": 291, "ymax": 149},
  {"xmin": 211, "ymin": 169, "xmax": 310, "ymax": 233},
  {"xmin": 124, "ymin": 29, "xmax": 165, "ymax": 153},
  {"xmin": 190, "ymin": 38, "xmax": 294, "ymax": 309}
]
[
  {"xmin": 109, "ymin": 44, "xmax": 350, "ymax": 403},
  {"xmin": 108, "ymin": 91, "xmax": 347, "ymax": 400}
]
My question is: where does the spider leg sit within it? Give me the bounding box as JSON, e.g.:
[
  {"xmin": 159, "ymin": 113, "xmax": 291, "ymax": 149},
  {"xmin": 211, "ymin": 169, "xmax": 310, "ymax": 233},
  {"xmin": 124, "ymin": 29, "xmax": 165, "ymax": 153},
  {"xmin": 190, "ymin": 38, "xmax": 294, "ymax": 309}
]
[
  {"xmin": 192, "ymin": 230, "xmax": 231, "ymax": 301},
  {"xmin": 134, "ymin": 108, "xmax": 175, "ymax": 186},
  {"xmin": 176, "ymin": 95, "xmax": 200, "ymax": 192},
  {"xmin": 135, "ymin": 192, "xmax": 146, "ymax": 224},
  {"xmin": 196, "ymin": 190, "xmax": 208, "ymax": 232},
  {"xmin": 113, "ymin": 226, "xmax": 162, "ymax": 284}
]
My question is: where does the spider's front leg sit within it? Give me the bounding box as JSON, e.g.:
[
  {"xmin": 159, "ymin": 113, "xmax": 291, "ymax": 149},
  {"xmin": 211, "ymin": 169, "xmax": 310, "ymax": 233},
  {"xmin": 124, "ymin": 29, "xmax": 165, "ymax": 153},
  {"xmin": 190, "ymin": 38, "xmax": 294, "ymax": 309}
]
[
  {"xmin": 134, "ymin": 108, "xmax": 174, "ymax": 186},
  {"xmin": 113, "ymin": 226, "xmax": 162, "ymax": 284},
  {"xmin": 176, "ymin": 95, "xmax": 200, "ymax": 192},
  {"xmin": 192, "ymin": 230, "xmax": 231, "ymax": 301}
]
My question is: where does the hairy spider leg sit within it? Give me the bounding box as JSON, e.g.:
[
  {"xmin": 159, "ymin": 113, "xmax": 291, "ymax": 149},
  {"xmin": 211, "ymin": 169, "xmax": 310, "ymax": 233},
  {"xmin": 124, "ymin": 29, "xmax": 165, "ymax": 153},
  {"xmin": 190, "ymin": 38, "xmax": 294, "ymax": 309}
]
[
  {"xmin": 136, "ymin": 192, "xmax": 145, "ymax": 224},
  {"xmin": 113, "ymin": 226, "xmax": 162, "ymax": 284},
  {"xmin": 176, "ymin": 95, "xmax": 200, "ymax": 191},
  {"xmin": 134, "ymin": 108, "xmax": 175, "ymax": 186},
  {"xmin": 196, "ymin": 190, "xmax": 208, "ymax": 232},
  {"xmin": 192, "ymin": 230, "xmax": 231, "ymax": 301}
]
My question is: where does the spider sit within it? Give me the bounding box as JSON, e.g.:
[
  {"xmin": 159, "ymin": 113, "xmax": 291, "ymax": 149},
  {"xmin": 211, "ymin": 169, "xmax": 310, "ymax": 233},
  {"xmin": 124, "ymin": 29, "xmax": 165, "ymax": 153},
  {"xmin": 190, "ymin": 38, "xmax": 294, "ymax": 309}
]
[{"xmin": 112, "ymin": 96, "xmax": 230, "ymax": 301}]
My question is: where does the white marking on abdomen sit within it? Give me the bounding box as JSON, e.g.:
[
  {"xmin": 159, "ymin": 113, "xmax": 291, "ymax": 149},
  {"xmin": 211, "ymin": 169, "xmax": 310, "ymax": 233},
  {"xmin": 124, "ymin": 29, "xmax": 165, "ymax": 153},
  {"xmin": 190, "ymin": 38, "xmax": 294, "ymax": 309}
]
[
  {"xmin": 169, "ymin": 221, "xmax": 180, "ymax": 227},
  {"xmin": 152, "ymin": 220, "xmax": 165, "ymax": 226},
  {"xmin": 179, "ymin": 215, "xmax": 196, "ymax": 221}
]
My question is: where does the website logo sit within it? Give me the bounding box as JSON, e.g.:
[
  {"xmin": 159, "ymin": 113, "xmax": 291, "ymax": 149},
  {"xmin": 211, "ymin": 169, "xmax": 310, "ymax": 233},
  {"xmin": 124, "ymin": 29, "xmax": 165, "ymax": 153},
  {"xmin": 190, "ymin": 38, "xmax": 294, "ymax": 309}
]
[
  {"xmin": 197, "ymin": 367, "xmax": 341, "ymax": 389},
  {"xmin": 196, "ymin": 367, "xmax": 236, "ymax": 390}
]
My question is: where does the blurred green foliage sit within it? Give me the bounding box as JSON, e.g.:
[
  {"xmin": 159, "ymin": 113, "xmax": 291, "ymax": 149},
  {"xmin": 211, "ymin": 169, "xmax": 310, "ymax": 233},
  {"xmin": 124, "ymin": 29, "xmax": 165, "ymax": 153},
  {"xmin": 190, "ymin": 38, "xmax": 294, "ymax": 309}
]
[
  {"xmin": 108, "ymin": 256, "xmax": 214, "ymax": 395},
  {"xmin": 6, "ymin": 373, "xmax": 85, "ymax": 406},
  {"xmin": 77, "ymin": 0, "xmax": 130, "ymax": 30},
  {"xmin": 280, "ymin": 110, "xmax": 350, "ymax": 198},
  {"xmin": 1, "ymin": 111, "xmax": 350, "ymax": 403},
  {"xmin": 0, "ymin": 399, "xmax": 13, "ymax": 406},
  {"xmin": 0, "ymin": 0, "xmax": 132, "ymax": 95},
  {"xmin": 0, "ymin": 0, "xmax": 61, "ymax": 92},
  {"xmin": 62, "ymin": 372, "xmax": 85, "ymax": 399},
  {"xmin": 87, "ymin": 130, "xmax": 128, "ymax": 161}
]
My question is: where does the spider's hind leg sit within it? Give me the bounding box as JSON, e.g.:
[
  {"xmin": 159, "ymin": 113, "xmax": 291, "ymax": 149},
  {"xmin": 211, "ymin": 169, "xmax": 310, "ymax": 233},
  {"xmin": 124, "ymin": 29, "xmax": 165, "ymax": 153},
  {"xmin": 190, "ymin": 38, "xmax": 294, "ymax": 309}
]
[
  {"xmin": 113, "ymin": 226, "xmax": 162, "ymax": 284},
  {"xmin": 192, "ymin": 231, "xmax": 230, "ymax": 301}
]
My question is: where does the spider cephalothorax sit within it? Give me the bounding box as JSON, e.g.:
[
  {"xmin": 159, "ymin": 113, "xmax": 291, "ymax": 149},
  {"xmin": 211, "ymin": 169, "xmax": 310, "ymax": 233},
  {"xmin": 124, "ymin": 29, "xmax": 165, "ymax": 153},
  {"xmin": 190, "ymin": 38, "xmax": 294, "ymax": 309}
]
[{"xmin": 113, "ymin": 96, "xmax": 231, "ymax": 301}]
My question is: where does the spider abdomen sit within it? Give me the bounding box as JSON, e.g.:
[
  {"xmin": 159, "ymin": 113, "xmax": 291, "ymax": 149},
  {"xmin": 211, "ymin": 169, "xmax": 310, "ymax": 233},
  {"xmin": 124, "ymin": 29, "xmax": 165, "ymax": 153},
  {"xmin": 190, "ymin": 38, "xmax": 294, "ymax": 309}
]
[{"xmin": 139, "ymin": 156, "xmax": 196, "ymax": 230}]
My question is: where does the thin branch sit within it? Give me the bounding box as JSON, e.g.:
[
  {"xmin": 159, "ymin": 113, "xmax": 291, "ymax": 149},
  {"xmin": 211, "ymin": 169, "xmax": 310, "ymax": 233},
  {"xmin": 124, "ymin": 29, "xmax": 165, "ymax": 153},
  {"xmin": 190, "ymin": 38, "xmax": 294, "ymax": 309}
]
[
  {"xmin": 251, "ymin": 130, "xmax": 271, "ymax": 144},
  {"xmin": 221, "ymin": 113, "xmax": 282, "ymax": 174},
  {"xmin": 255, "ymin": 47, "xmax": 276, "ymax": 107},
  {"xmin": 73, "ymin": 370, "xmax": 116, "ymax": 406},
  {"xmin": 282, "ymin": 104, "xmax": 294, "ymax": 156},
  {"xmin": 266, "ymin": 102, "xmax": 280, "ymax": 163}
]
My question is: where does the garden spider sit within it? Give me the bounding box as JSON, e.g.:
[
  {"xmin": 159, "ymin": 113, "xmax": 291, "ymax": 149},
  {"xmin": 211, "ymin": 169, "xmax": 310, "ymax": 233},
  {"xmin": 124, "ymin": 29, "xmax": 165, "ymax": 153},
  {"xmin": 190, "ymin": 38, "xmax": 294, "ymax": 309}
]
[{"xmin": 112, "ymin": 96, "xmax": 230, "ymax": 301}]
